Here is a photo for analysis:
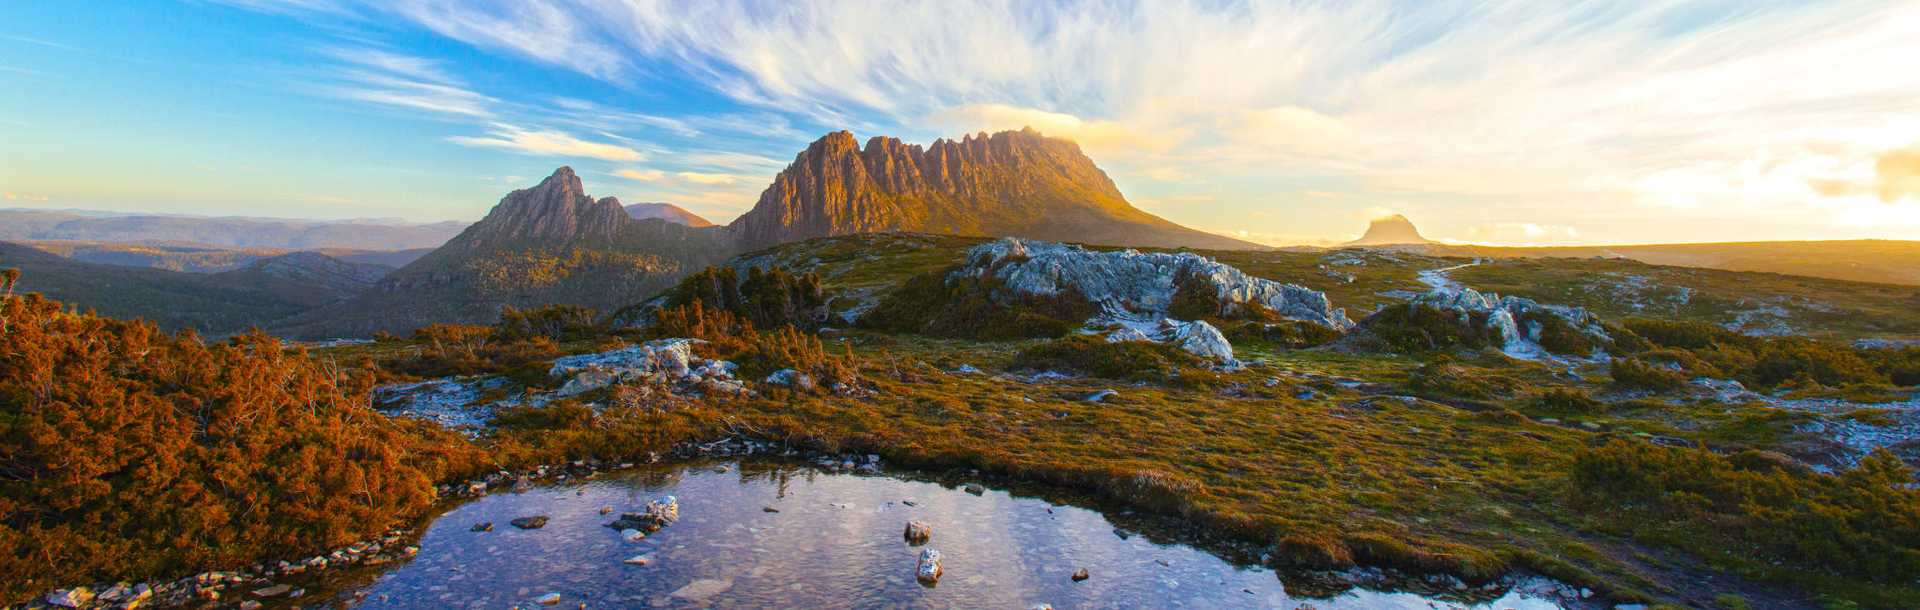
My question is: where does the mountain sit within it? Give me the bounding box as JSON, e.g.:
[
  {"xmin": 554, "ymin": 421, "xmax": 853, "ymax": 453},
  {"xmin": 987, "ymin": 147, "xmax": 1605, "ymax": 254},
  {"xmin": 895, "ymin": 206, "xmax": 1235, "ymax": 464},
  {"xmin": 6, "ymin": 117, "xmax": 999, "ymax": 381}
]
[
  {"xmin": 270, "ymin": 168, "xmax": 734, "ymax": 338},
  {"xmin": 625, "ymin": 202, "xmax": 714, "ymax": 227},
  {"xmin": 730, "ymin": 129, "xmax": 1255, "ymax": 250},
  {"xmin": 0, "ymin": 208, "xmax": 465, "ymax": 251},
  {"xmin": 1344, "ymin": 214, "xmax": 1433, "ymax": 246},
  {"xmin": 0, "ymin": 241, "xmax": 386, "ymax": 334}
]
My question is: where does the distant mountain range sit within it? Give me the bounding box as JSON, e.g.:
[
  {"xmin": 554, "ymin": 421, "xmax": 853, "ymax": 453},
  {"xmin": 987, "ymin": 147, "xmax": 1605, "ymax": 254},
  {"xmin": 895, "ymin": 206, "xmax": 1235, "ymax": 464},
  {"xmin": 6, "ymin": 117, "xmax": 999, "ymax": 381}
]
[
  {"xmin": 0, "ymin": 242, "xmax": 389, "ymax": 334},
  {"xmin": 0, "ymin": 209, "xmax": 466, "ymax": 251},
  {"xmin": 271, "ymin": 128, "xmax": 1256, "ymax": 338}
]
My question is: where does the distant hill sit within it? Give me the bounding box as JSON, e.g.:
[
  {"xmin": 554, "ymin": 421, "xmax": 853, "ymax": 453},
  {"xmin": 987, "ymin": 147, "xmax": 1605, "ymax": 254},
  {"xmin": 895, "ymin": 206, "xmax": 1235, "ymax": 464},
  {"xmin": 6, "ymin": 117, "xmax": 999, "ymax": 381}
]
[
  {"xmin": 16, "ymin": 239, "xmax": 432, "ymax": 273},
  {"xmin": 624, "ymin": 202, "xmax": 714, "ymax": 227},
  {"xmin": 1344, "ymin": 214, "xmax": 1433, "ymax": 246},
  {"xmin": 0, "ymin": 241, "xmax": 390, "ymax": 334},
  {"xmin": 1426, "ymin": 240, "xmax": 1920, "ymax": 287},
  {"xmin": 0, "ymin": 209, "xmax": 465, "ymax": 251},
  {"xmin": 276, "ymin": 128, "xmax": 1257, "ymax": 337}
]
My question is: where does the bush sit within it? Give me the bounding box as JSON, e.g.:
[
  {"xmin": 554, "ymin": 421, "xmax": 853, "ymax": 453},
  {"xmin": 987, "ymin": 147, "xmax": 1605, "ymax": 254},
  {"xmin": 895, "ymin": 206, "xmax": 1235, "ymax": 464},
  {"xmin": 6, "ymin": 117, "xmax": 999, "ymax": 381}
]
[
  {"xmin": 1222, "ymin": 320, "xmax": 1343, "ymax": 349},
  {"xmin": 1009, "ymin": 335, "xmax": 1203, "ymax": 383},
  {"xmin": 1749, "ymin": 340, "xmax": 1884, "ymax": 389},
  {"xmin": 1533, "ymin": 388, "xmax": 1607, "ymax": 414},
  {"xmin": 490, "ymin": 401, "xmax": 596, "ymax": 430},
  {"xmin": 1518, "ymin": 310, "xmax": 1599, "ymax": 357},
  {"xmin": 1572, "ymin": 440, "xmax": 1920, "ymax": 583},
  {"xmin": 662, "ymin": 266, "xmax": 824, "ymax": 330},
  {"xmin": 494, "ymin": 303, "xmax": 604, "ymax": 342},
  {"xmin": 1610, "ymin": 357, "xmax": 1686, "ymax": 392},
  {"xmin": 1355, "ymin": 304, "xmax": 1502, "ymax": 354},
  {"xmin": 1621, "ymin": 318, "xmax": 1750, "ymax": 351},
  {"xmin": 1869, "ymin": 347, "xmax": 1920, "ymax": 387},
  {"xmin": 383, "ymin": 325, "xmax": 562, "ymax": 387},
  {"xmin": 861, "ymin": 269, "xmax": 1095, "ymax": 341},
  {"xmin": 0, "ymin": 281, "xmax": 482, "ymax": 602}
]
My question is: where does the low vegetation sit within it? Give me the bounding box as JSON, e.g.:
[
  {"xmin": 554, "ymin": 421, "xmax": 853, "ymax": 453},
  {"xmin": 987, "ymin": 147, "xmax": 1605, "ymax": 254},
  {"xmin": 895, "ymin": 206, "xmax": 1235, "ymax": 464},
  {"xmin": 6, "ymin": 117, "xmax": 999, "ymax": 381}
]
[
  {"xmin": 0, "ymin": 274, "xmax": 483, "ymax": 601},
  {"xmin": 1009, "ymin": 335, "xmax": 1207, "ymax": 384},
  {"xmin": 860, "ymin": 268, "xmax": 1096, "ymax": 340},
  {"xmin": 1347, "ymin": 303, "xmax": 1501, "ymax": 353}
]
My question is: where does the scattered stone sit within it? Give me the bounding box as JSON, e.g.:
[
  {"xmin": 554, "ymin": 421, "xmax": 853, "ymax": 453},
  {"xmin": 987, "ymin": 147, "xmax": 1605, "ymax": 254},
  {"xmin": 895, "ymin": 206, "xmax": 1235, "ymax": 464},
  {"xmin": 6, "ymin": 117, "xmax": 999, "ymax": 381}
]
[
  {"xmin": 238, "ymin": 601, "xmax": 262, "ymax": 610},
  {"xmin": 1072, "ymin": 568, "xmax": 1090, "ymax": 582},
  {"xmin": 471, "ymin": 522, "xmax": 493, "ymax": 532},
  {"xmin": 251, "ymin": 584, "xmax": 292, "ymax": 598},
  {"xmin": 904, "ymin": 521, "xmax": 932, "ymax": 544},
  {"xmin": 963, "ymin": 483, "xmax": 985, "ymax": 495},
  {"xmin": 916, "ymin": 549, "xmax": 944, "ymax": 585},
  {"xmin": 1084, "ymin": 389, "xmax": 1118, "ymax": 402},
  {"xmin": 764, "ymin": 368, "xmax": 817, "ymax": 391},
  {"xmin": 510, "ymin": 516, "xmax": 550, "ymax": 530},
  {"xmin": 44, "ymin": 588, "xmax": 94, "ymax": 608},
  {"xmin": 623, "ymin": 554, "xmax": 654, "ymax": 566},
  {"xmin": 535, "ymin": 592, "xmax": 562, "ymax": 605}
]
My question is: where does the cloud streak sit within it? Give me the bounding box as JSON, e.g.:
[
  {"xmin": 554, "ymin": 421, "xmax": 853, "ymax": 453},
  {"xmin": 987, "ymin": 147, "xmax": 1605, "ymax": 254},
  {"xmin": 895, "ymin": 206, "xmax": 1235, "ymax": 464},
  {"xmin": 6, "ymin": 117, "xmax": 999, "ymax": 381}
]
[{"xmin": 448, "ymin": 123, "xmax": 644, "ymax": 161}]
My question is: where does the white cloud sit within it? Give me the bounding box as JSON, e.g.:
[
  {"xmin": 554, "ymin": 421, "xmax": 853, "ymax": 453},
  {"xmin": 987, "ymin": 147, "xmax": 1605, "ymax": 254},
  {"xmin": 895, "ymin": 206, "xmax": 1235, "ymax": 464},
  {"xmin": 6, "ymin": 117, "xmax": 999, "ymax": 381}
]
[
  {"xmin": 447, "ymin": 123, "xmax": 644, "ymax": 161},
  {"xmin": 675, "ymin": 171, "xmax": 744, "ymax": 185},
  {"xmin": 614, "ymin": 168, "xmax": 664, "ymax": 181}
]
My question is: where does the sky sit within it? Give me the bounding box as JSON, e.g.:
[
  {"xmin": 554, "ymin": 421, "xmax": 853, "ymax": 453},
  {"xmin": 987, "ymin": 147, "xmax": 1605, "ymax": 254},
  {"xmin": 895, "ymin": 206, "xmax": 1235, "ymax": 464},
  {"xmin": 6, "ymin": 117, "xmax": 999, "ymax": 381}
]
[{"xmin": 2, "ymin": 1, "xmax": 1918, "ymax": 247}]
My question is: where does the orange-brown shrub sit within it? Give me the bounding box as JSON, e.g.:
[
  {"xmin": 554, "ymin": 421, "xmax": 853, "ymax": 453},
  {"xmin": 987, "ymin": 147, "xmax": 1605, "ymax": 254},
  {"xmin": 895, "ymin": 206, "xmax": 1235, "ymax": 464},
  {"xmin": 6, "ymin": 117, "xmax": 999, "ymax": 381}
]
[{"xmin": 0, "ymin": 277, "xmax": 483, "ymax": 602}]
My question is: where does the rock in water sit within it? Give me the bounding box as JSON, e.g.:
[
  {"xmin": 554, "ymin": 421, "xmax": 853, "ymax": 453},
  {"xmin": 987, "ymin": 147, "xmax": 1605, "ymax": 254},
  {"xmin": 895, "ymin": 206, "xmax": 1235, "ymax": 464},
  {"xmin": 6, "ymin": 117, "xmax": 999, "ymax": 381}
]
[
  {"xmin": 904, "ymin": 521, "xmax": 932, "ymax": 544},
  {"xmin": 609, "ymin": 496, "xmax": 680, "ymax": 532},
  {"xmin": 535, "ymin": 592, "xmax": 562, "ymax": 605},
  {"xmin": 623, "ymin": 554, "xmax": 653, "ymax": 566},
  {"xmin": 1072, "ymin": 568, "xmax": 1090, "ymax": 582},
  {"xmin": 509, "ymin": 516, "xmax": 549, "ymax": 530},
  {"xmin": 470, "ymin": 521, "xmax": 493, "ymax": 532},
  {"xmin": 916, "ymin": 549, "xmax": 944, "ymax": 585}
]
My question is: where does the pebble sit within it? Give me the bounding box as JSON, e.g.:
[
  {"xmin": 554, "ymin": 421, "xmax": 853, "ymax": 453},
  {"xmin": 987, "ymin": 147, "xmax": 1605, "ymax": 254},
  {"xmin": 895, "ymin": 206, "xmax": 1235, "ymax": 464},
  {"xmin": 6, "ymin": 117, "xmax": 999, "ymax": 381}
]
[
  {"xmin": 511, "ymin": 516, "xmax": 550, "ymax": 530},
  {"xmin": 536, "ymin": 592, "xmax": 562, "ymax": 605},
  {"xmin": 1072, "ymin": 568, "xmax": 1090, "ymax": 582}
]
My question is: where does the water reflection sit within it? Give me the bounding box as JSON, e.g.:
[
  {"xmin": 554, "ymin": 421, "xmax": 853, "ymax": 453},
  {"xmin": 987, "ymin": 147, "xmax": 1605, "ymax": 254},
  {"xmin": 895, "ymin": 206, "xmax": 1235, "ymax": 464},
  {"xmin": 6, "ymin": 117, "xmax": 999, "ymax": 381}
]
[{"xmin": 327, "ymin": 461, "xmax": 1568, "ymax": 609}]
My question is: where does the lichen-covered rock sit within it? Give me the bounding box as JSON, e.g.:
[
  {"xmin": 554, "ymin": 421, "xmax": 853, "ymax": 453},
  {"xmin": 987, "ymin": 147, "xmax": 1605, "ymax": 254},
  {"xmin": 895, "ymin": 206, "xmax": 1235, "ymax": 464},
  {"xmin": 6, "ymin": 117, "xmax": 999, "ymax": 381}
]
[
  {"xmin": 958, "ymin": 238, "xmax": 1351, "ymax": 330},
  {"xmin": 609, "ymin": 495, "xmax": 680, "ymax": 533},
  {"xmin": 549, "ymin": 339, "xmax": 739, "ymax": 396},
  {"xmin": 1411, "ymin": 285, "xmax": 1609, "ymax": 360},
  {"xmin": 1156, "ymin": 319, "xmax": 1234, "ymax": 363},
  {"xmin": 915, "ymin": 548, "xmax": 944, "ymax": 584}
]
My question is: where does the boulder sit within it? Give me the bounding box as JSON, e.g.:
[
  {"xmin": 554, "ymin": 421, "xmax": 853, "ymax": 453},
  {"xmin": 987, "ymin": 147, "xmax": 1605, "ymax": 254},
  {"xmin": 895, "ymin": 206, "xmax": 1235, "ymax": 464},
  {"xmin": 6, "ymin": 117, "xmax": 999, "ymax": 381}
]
[
  {"xmin": 1410, "ymin": 285, "xmax": 1608, "ymax": 360},
  {"xmin": 764, "ymin": 368, "xmax": 816, "ymax": 391},
  {"xmin": 509, "ymin": 516, "xmax": 549, "ymax": 530},
  {"xmin": 915, "ymin": 549, "xmax": 944, "ymax": 584},
  {"xmin": 549, "ymin": 340, "xmax": 739, "ymax": 397},
  {"xmin": 904, "ymin": 521, "xmax": 932, "ymax": 544},
  {"xmin": 1156, "ymin": 319, "xmax": 1234, "ymax": 363}
]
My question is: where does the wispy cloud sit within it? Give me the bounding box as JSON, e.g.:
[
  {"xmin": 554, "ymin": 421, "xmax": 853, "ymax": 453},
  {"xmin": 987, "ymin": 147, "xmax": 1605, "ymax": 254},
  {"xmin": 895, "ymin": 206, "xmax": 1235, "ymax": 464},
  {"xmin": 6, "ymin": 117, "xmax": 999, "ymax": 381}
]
[
  {"xmin": 319, "ymin": 46, "xmax": 495, "ymax": 117},
  {"xmin": 448, "ymin": 123, "xmax": 644, "ymax": 161}
]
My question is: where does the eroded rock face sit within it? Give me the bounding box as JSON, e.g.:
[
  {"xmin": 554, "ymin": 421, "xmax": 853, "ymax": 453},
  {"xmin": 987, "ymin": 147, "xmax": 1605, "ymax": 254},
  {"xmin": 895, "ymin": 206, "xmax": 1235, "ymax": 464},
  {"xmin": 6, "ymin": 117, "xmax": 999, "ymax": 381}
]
[
  {"xmin": 960, "ymin": 238, "xmax": 1351, "ymax": 330},
  {"xmin": 549, "ymin": 339, "xmax": 743, "ymax": 396}
]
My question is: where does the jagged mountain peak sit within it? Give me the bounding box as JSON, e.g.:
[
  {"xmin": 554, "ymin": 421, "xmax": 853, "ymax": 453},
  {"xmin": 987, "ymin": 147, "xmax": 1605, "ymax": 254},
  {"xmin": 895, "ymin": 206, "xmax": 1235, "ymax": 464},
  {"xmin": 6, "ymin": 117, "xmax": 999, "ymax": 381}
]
[{"xmin": 729, "ymin": 128, "xmax": 1250, "ymax": 250}]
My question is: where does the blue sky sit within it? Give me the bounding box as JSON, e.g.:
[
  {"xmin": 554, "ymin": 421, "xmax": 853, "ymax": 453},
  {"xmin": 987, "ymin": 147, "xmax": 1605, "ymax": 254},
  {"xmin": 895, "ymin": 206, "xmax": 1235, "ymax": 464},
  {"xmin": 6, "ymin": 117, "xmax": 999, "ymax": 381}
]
[{"xmin": 3, "ymin": 1, "xmax": 1918, "ymax": 246}]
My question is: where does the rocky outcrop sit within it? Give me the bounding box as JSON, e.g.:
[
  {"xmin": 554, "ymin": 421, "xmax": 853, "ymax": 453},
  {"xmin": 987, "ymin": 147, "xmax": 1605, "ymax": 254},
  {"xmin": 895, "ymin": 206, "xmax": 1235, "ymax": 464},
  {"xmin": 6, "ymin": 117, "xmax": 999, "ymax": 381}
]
[
  {"xmin": 1413, "ymin": 285, "xmax": 1608, "ymax": 360},
  {"xmin": 549, "ymin": 339, "xmax": 744, "ymax": 397},
  {"xmin": 731, "ymin": 130, "xmax": 1254, "ymax": 250},
  {"xmin": 960, "ymin": 238, "xmax": 1350, "ymax": 330}
]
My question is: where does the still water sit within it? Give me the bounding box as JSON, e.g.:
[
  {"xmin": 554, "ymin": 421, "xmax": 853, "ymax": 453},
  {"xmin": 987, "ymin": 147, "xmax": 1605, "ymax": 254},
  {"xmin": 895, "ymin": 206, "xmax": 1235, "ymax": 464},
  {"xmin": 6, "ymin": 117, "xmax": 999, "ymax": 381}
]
[{"xmin": 328, "ymin": 460, "xmax": 1570, "ymax": 609}]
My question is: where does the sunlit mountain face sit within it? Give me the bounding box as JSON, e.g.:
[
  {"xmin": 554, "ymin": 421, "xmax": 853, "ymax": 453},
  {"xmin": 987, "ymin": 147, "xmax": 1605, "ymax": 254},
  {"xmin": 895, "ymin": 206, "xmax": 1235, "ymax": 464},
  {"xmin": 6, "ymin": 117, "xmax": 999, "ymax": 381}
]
[{"xmin": 6, "ymin": 4, "xmax": 1920, "ymax": 610}]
